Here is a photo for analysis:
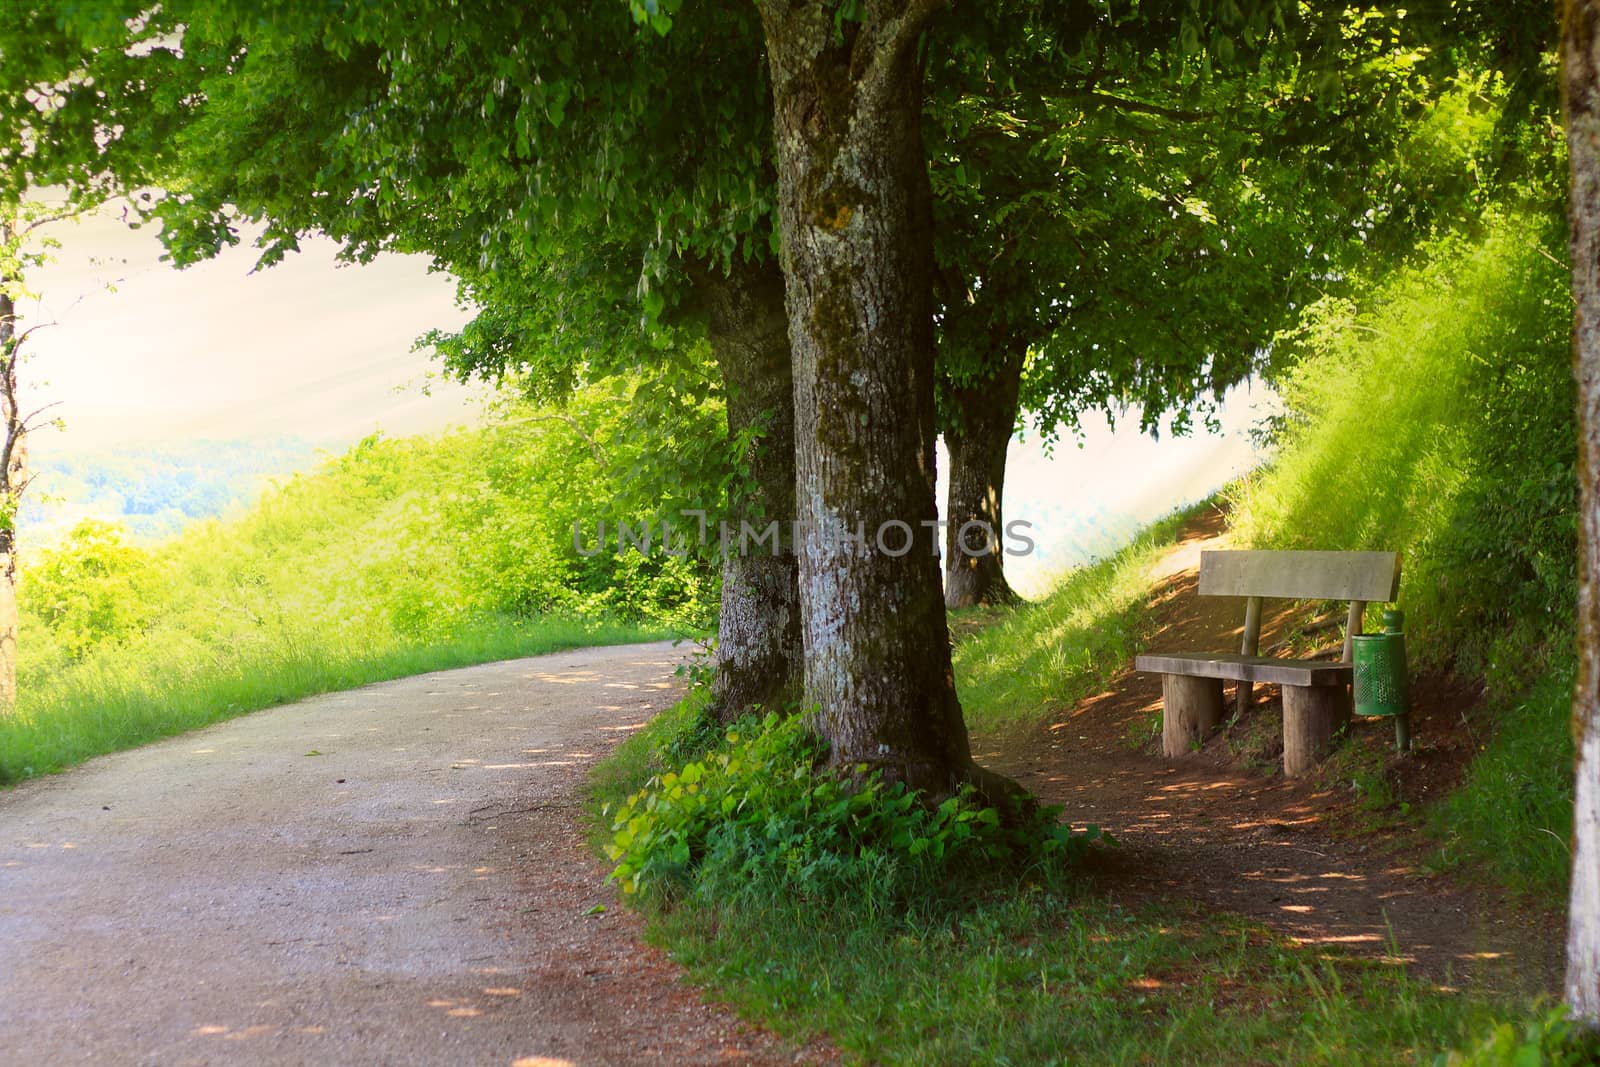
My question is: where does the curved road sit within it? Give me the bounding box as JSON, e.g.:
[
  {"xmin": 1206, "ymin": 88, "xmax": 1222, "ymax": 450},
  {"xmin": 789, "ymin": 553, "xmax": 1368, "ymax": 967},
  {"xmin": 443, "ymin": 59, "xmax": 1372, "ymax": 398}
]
[{"xmin": 0, "ymin": 642, "xmax": 811, "ymax": 1066}]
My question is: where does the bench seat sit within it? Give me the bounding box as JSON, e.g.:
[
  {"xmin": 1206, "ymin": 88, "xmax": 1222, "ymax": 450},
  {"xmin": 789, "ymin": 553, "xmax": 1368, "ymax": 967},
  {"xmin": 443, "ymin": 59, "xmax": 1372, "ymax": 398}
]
[
  {"xmin": 1133, "ymin": 653, "xmax": 1351, "ymax": 688},
  {"xmin": 1134, "ymin": 548, "xmax": 1401, "ymax": 777}
]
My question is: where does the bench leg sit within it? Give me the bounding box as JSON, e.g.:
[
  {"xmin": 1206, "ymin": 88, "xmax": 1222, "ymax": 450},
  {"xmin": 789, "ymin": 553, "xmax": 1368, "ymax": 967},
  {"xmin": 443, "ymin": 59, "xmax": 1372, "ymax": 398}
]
[
  {"xmin": 1282, "ymin": 685, "xmax": 1352, "ymax": 777},
  {"xmin": 1162, "ymin": 675, "xmax": 1225, "ymax": 757}
]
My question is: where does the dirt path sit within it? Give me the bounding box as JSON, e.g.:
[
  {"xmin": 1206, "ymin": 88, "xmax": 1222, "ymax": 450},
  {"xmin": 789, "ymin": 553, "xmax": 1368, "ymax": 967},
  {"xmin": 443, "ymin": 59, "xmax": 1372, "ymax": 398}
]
[
  {"xmin": 0, "ymin": 642, "xmax": 817, "ymax": 1066},
  {"xmin": 978, "ymin": 513, "xmax": 1566, "ymax": 994}
]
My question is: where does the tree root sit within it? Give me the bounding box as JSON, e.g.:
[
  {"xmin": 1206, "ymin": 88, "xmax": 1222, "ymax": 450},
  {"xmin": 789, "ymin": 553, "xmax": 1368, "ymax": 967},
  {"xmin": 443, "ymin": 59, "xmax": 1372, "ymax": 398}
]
[{"xmin": 963, "ymin": 760, "xmax": 1039, "ymax": 827}]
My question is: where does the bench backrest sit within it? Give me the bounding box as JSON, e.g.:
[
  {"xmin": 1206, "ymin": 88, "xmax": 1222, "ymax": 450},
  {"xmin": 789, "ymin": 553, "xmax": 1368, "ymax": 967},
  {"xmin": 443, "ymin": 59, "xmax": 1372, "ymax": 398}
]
[{"xmin": 1198, "ymin": 550, "xmax": 1401, "ymax": 603}]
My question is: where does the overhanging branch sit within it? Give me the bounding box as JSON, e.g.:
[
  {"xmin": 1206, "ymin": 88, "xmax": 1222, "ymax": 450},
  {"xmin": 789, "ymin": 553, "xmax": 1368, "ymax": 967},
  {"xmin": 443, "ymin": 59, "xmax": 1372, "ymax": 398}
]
[{"xmin": 1076, "ymin": 90, "xmax": 1211, "ymax": 123}]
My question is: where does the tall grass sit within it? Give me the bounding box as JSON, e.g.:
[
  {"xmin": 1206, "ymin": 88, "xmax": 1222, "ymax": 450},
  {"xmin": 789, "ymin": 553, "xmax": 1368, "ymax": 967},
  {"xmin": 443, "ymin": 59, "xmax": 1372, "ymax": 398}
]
[
  {"xmin": 1230, "ymin": 214, "xmax": 1574, "ymax": 683},
  {"xmin": 1432, "ymin": 663, "xmax": 1576, "ymax": 897},
  {"xmin": 954, "ymin": 505, "xmax": 1205, "ymax": 731},
  {"xmin": 1230, "ymin": 213, "xmax": 1576, "ymax": 898}
]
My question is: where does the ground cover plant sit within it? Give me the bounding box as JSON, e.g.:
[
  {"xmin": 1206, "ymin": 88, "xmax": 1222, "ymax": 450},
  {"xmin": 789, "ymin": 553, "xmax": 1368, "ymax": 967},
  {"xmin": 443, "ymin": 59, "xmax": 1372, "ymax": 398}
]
[{"xmin": 591, "ymin": 685, "xmax": 1564, "ymax": 1066}]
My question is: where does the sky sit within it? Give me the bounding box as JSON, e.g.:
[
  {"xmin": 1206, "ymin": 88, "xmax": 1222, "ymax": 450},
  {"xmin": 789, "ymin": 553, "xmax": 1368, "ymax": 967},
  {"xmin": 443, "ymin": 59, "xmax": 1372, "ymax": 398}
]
[
  {"xmin": 18, "ymin": 207, "xmax": 484, "ymax": 454},
  {"xmin": 945, "ymin": 382, "xmax": 1270, "ymax": 596},
  {"xmin": 13, "ymin": 204, "xmax": 1270, "ymax": 580}
]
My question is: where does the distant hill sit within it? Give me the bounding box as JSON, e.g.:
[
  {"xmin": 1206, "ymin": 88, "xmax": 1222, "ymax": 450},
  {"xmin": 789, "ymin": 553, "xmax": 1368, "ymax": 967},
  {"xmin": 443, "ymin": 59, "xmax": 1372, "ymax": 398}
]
[{"xmin": 21, "ymin": 437, "xmax": 322, "ymax": 545}]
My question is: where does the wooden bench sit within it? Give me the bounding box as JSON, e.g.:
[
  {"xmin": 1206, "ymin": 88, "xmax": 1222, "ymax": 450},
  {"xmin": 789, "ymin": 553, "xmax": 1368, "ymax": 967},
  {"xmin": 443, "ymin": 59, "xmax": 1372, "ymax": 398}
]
[{"xmin": 1134, "ymin": 549, "xmax": 1402, "ymax": 777}]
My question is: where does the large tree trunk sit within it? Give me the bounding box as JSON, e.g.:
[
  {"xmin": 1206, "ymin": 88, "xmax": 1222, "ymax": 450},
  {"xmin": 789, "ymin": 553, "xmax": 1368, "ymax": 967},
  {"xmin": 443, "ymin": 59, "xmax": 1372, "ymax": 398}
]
[
  {"xmin": 695, "ymin": 256, "xmax": 803, "ymax": 722},
  {"xmin": 944, "ymin": 345, "xmax": 1024, "ymax": 609},
  {"xmin": 757, "ymin": 1, "xmax": 979, "ymax": 797},
  {"xmin": 1565, "ymin": 0, "xmax": 1600, "ymax": 1025}
]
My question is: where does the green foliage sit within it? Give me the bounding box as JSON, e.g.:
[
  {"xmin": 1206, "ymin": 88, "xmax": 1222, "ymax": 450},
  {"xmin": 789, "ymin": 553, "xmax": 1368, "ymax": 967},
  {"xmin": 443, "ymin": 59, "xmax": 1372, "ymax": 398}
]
[
  {"xmin": 1232, "ymin": 213, "xmax": 1574, "ymax": 681},
  {"xmin": 26, "ymin": 521, "xmax": 154, "ymax": 659},
  {"xmin": 604, "ymin": 709, "xmax": 1092, "ymax": 901},
  {"xmin": 926, "ymin": 6, "xmax": 1556, "ymax": 441},
  {"xmin": 1, "ymin": 4, "xmax": 182, "ymax": 206},
  {"xmin": 150, "ymin": 0, "xmax": 774, "ymax": 345},
  {"xmin": 444, "ymin": 374, "xmax": 724, "ymax": 630},
  {"xmin": 2, "ymin": 387, "xmax": 715, "ymax": 783},
  {"xmin": 1435, "ymin": 1008, "xmax": 1600, "ymax": 1067}
]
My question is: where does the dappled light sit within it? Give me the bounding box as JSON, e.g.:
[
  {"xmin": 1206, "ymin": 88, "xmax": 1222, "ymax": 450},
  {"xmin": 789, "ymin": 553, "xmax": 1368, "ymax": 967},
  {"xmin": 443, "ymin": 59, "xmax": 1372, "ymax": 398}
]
[
  {"xmin": 530, "ymin": 671, "xmax": 602, "ymax": 685},
  {"xmin": 191, "ymin": 1024, "xmax": 278, "ymax": 1041},
  {"xmin": 0, "ymin": 1, "xmax": 1583, "ymax": 1062}
]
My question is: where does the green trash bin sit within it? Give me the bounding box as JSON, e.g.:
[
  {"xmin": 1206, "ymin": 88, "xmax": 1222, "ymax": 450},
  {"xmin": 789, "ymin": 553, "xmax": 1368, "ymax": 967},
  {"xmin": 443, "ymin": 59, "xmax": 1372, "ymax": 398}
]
[{"xmin": 1352, "ymin": 608, "xmax": 1411, "ymax": 752}]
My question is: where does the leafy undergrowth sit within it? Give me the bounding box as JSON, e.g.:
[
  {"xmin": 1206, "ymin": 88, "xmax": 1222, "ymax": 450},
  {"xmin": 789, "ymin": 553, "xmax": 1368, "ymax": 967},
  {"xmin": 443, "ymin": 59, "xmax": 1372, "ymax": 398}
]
[
  {"xmin": 589, "ymin": 692, "xmax": 1566, "ymax": 1066},
  {"xmin": 598, "ymin": 698, "xmax": 1094, "ymax": 896}
]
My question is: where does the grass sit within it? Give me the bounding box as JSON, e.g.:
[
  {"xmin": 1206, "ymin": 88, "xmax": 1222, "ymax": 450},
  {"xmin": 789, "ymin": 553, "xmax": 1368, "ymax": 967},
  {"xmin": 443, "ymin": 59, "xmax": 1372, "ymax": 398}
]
[
  {"xmin": 1429, "ymin": 663, "xmax": 1577, "ymax": 898},
  {"xmin": 5, "ymin": 387, "xmax": 716, "ymax": 784},
  {"xmin": 1, "ymin": 613, "xmax": 671, "ymax": 783},
  {"xmin": 588, "ymin": 691, "xmax": 1551, "ymax": 1066},
  {"xmin": 643, "ymin": 883, "xmax": 1515, "ymax": 1065},
  {"xmin": 953, "ymin": 503, "xmax": 1208, "ymax": 732}
]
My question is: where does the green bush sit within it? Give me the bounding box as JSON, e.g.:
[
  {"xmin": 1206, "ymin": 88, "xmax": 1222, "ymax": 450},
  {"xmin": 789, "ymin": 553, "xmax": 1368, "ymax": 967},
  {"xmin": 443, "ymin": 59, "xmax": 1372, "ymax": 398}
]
[
  {"xmin": 603, "ymin": 711, "xmax": 1095, "ymax": 901},
  {"xmin": 26, "ymin": 520, "xmax": 156, "ymax": 661},
  {"xmin": 1435, "ymin": 1008, "xmax": 1600, "ymax": 1067}
]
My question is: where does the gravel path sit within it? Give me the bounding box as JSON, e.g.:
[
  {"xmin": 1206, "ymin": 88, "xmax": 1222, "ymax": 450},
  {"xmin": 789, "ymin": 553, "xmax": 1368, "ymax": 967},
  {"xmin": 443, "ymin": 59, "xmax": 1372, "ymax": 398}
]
[{"xmin": 0, "ymin": 641, "xmax": 816, "ymax": 1066}]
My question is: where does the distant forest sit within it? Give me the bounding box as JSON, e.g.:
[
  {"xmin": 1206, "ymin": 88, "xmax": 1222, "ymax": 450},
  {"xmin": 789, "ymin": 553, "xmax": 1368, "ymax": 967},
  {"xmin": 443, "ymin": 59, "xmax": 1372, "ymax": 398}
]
[{"xmin": 23, "ymin": 437, "xmax": 319, "ymax": 543}]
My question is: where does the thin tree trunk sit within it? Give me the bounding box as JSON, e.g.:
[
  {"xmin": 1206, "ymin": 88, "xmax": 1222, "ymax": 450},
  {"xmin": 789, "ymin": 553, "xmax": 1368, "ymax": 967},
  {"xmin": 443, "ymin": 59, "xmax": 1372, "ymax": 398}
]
[
  {"xmin": 0, "ymin": 539, "xmax": 14, "ymax": 712},
  {"xmin": 695, "ymin": 256, "xmax": 803, "ymax": 722},
  {"xmin": 0, "ymin": 284, "xmax": 19, "ymax": 715},
  {"xmin": 757, "ymin": 1, "xmax": 987, "ymax": 798},
  {"xmin": 1564, "ymin": 0, "xmax": 1600, "ymax": 1024},
  {"xmin": 944, "ymin": 344, "xmax": 1024, "ymax": 609}
]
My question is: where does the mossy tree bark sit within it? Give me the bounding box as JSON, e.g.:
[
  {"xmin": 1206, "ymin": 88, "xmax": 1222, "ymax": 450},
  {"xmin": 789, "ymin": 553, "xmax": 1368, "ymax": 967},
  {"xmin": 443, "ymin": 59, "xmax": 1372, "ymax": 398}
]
[
  {"xmin": 1564, "ymin": 0, "xmax": 1600, "ymax": 1025},
  {"xmin": 757, "ymin": 0, "xmax": 999, "ymax": 798},
  {"xmin": 943, "ymin": 343, "xmax": 1024, "ymax": 609},
  {"xmin": 693, "ymin": 256, "xmax": 803, "ymax": 723}
]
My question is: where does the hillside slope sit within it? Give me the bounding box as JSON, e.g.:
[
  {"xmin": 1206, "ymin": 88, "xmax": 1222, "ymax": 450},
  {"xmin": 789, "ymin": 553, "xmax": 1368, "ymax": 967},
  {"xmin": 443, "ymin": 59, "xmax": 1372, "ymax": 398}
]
[
  {"xmin": 965, "ymin": 505, "xmax": 1563, "ymax": 991},
  {"xmin": 2, "ymin": 384, "xmax": 719, "ymax": 783}
]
